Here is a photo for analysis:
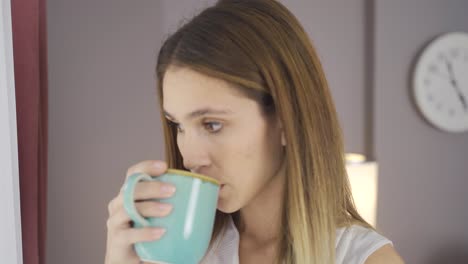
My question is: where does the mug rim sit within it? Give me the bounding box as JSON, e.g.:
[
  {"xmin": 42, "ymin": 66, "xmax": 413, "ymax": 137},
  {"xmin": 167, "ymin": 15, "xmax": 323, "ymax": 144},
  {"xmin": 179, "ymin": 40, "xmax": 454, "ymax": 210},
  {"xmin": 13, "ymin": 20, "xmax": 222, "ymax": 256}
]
[{"xmin": 166, "ymin": 169, "xmax": 220, "ymax": 185}]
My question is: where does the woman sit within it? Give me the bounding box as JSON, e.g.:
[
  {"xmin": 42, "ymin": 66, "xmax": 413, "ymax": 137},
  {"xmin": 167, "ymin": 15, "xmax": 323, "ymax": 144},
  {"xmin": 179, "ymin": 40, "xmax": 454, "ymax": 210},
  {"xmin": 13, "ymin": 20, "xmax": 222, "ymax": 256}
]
[{"xmin": 105, "ymin": 0, "xmax": 404, "ymax": 263}]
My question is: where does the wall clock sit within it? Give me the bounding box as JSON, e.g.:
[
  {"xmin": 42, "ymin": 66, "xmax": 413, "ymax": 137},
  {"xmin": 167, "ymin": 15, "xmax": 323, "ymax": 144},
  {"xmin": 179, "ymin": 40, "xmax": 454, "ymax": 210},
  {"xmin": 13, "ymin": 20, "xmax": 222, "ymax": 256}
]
[{"xmin": 413, "ymin": 32, "xmax": 468, "ymax": 133}]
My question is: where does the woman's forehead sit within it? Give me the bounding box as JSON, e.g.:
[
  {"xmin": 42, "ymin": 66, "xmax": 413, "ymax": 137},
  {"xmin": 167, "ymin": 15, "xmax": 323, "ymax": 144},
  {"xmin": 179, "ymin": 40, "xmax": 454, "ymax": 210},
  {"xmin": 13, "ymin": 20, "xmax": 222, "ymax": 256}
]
[{"xmin": 162, "ymin": 68, "xmax": 252, "ymax": 112}]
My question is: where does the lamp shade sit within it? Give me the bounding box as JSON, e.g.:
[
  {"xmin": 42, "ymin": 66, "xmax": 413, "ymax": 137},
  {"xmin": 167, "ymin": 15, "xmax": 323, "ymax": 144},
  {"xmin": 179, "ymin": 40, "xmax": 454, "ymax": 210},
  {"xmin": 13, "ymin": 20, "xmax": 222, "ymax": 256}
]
[{"xmin": 345, "ymin": 154, "xmax": 378, "ymax": 227}]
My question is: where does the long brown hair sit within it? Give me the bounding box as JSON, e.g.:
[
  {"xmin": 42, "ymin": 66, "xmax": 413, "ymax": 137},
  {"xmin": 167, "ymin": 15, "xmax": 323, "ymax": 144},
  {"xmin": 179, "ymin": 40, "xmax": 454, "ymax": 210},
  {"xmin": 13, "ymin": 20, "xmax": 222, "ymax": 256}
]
[{"xmin": 155, "ymin": 0, "xmax": 369, "ymax": 263}]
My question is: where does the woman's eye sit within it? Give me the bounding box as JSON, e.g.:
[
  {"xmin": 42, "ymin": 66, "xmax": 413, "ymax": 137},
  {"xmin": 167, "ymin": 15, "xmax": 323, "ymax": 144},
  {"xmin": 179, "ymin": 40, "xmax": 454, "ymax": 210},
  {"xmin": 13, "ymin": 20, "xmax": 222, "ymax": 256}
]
[{"xmin": 204, "ymin": 122, "xmax": 223, "ymax": 133}]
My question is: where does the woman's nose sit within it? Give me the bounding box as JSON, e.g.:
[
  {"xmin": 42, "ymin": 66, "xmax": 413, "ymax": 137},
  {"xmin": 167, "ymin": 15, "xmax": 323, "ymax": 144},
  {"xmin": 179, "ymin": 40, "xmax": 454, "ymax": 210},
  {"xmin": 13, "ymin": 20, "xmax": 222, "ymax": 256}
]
[{"xmin": 177, "ymin": 133, "xmax": 211, "ymax": 171}]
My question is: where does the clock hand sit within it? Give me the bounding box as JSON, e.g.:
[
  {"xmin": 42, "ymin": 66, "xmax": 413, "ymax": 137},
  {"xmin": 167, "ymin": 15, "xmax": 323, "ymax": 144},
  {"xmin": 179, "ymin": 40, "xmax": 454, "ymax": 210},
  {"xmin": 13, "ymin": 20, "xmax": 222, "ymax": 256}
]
[
  {"xmin": 446, "ymin": 60, "xmax": 458, "ymax": 85},
  {"xmin": 444, "ymin": 58, "xmax": 468, "ymax": 111}
]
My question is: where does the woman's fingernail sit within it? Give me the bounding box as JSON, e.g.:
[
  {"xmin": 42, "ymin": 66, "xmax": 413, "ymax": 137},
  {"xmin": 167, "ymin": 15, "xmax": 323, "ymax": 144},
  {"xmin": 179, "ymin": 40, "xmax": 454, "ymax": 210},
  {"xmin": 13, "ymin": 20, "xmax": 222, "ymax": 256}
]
[
  {"xmin": 161, "ymin": 185, "xmax": 176, "ymax": 195},
  {"xmin": 152, "ymin": 228, "xmax": 166, "ymax": 237},
  {"xmin": 158, "ymin": 203, "xmax": 172, "ymax": 212},
  {"xmin": 153, "ymin": 162, "xmax": 164, "ymax": 169}
]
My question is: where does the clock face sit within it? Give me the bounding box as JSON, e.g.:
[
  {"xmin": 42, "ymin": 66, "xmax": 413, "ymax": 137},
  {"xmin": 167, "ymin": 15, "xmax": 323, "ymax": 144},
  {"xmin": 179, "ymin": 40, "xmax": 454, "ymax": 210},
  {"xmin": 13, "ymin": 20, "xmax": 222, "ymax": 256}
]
[{"xmin": 413, "ymin": 32, "xmax": 468, "ymax": 133}]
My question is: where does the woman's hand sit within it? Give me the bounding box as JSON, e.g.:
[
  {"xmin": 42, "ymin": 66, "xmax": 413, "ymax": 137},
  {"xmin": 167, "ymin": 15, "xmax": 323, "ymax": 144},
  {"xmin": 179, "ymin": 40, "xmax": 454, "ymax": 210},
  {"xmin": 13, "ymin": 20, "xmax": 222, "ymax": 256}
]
[{"xmin": 104, "ymin": 160, "xmax": 176, "ymax": 264}]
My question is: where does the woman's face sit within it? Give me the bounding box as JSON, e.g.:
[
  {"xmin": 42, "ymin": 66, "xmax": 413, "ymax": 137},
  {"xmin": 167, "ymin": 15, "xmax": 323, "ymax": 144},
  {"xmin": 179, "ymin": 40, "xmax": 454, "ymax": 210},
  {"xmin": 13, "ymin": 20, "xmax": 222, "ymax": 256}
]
[{"xmin": 162, "ymin": 66, "xmax": 286, "ymax": 213}]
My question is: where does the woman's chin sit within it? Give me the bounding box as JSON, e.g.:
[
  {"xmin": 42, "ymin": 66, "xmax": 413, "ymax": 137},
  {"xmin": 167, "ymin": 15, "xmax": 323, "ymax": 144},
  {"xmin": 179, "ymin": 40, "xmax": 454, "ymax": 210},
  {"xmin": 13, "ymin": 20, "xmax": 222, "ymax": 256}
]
[{"xmin": 216, "ymin": 198, "xmax": 239, "ymax": 213}]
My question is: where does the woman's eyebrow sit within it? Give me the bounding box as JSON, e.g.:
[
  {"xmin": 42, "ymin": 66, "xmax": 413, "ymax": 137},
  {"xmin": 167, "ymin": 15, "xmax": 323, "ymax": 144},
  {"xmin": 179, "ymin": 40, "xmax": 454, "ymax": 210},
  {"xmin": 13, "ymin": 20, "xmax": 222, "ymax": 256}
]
[{"xmin": 163, "ymin": 107, "xmax": 233, "ymax": 121}]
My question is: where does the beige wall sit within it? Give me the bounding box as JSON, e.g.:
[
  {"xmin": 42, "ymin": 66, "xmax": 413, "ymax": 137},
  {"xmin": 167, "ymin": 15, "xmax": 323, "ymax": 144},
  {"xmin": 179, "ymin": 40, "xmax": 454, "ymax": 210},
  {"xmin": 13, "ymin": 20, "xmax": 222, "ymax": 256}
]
[{"xmin": 46, "ymin": 0, "xmax": 468, "ymax": 263}]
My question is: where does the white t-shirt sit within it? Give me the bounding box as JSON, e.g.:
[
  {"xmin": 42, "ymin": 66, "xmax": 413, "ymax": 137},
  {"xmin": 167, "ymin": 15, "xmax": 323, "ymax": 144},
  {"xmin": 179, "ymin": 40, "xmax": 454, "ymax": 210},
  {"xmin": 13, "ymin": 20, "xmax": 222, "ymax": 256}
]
[{"xmin": 201, "ymin": 215, "xmax": 392, "ymax": 264}]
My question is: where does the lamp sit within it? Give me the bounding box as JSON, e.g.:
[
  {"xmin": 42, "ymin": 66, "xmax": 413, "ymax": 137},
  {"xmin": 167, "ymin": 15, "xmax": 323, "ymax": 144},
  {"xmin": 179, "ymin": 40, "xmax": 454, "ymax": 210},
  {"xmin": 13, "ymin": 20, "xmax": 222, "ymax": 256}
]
[{"xmin": 345, "ymin": 153, "xmax": 378, "ymax": 227}]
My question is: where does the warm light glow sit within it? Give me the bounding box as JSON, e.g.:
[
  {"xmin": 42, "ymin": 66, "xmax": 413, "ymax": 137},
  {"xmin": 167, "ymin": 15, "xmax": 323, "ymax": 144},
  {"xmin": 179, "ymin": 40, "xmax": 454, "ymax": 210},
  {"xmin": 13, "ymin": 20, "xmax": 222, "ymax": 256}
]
[
  {"xmin": 345, "ymin": 153, "xmax": 378, "ymax": 227},
  {"xmin": 345, "ymin": 153, "xmax": 366, "ymax": 164}
]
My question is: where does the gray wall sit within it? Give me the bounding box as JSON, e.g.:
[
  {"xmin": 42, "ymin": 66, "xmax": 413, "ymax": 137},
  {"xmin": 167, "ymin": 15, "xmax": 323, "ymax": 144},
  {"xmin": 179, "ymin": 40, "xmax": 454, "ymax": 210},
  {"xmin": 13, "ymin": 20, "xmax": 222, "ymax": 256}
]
[
  {"xmin": 46, "ymin": 0, "xmax": 468, "ymax": 263},
  {"xmin": 374, "ymin": 1, "xmax": 468, "ymax": 263},
  {"xmin": 47, "ymin": 1, "xmax": 165, "ymax": 263}
]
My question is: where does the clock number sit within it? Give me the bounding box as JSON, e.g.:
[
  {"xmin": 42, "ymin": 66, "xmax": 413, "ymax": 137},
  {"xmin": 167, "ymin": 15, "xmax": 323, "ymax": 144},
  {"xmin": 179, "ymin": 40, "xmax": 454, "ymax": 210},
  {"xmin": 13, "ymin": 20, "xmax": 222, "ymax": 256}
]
[
  {"xmin": 428, "ymin": 64, "xmax": 438, "ymax": 73},
  {"xmin": 448, "ymin": 108, "xmax": 455, "ymax": 117},
  {"xmin": 427, "ymin": 94, "xmax": 433, "ymax": 102},
  {"xmin": 424, "ymin": 79, "xmax": 431, "ymax": 86},
  {"xmin": 450, "ymin": 48, "xmax": 460, "ymax": 58},
  {"xmin": 437, "ymin": 53, "xmax": 445, "ymax": 62}
]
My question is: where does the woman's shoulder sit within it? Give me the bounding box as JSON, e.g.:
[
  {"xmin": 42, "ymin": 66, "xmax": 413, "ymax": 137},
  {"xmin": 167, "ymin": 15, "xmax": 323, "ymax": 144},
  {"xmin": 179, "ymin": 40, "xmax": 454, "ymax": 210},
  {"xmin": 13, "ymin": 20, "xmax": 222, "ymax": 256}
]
[
  {"xmin": 364, "ymin": 244, "xmax": 405, "ymax": 264},
  {"xmin": 335, "ymin": 225, "xmax": 401, "ymax": 264}
]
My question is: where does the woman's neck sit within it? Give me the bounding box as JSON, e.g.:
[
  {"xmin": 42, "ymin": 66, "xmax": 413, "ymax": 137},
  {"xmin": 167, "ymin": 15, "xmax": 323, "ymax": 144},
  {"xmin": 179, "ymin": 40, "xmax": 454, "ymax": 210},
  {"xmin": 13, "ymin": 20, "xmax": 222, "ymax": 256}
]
[{"xmin": 235, "ymin": 159, "xmax": 286, "ymax": 245}]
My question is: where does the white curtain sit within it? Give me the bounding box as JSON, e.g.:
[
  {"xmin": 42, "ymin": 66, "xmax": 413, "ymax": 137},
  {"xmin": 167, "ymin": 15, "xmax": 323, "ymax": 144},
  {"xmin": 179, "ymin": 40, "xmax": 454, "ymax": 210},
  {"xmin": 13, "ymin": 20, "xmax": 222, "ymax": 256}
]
[{"xmin": 0, "ymin": 0, "xmax": 23, "ymax": 263}]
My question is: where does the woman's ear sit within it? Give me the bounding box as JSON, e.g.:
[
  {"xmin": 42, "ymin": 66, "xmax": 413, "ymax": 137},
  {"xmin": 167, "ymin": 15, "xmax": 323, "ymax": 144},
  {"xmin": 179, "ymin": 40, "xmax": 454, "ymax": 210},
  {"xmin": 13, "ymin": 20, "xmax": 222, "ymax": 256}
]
[{"xmin": 278, "ymin": 119, "xmax": 286, "ymax": 146}]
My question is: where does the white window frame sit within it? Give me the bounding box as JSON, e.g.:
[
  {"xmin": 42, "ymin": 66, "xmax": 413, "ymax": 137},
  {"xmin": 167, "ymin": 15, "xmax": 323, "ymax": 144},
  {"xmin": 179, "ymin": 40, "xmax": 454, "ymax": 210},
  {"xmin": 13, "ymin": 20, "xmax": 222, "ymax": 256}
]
[{"xmin": 0, "ymin": 0, "xmax": 23, "ymax": 263}]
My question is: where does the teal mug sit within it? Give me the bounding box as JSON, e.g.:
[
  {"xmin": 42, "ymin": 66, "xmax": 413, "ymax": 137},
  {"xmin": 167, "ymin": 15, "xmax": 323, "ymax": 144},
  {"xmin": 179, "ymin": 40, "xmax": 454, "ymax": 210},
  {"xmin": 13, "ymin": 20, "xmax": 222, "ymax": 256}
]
[{"xmin": 122, "ymin": 169, "xmax": 220, "ymax": 264}]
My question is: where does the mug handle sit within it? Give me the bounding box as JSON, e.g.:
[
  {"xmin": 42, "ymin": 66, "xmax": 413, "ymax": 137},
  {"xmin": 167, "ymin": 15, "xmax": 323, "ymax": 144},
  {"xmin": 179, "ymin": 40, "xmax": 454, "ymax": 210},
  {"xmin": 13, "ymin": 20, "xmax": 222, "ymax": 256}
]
[{"xmin": 122, "ymin": 172, "xmax": 154, "ymax": 227}]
